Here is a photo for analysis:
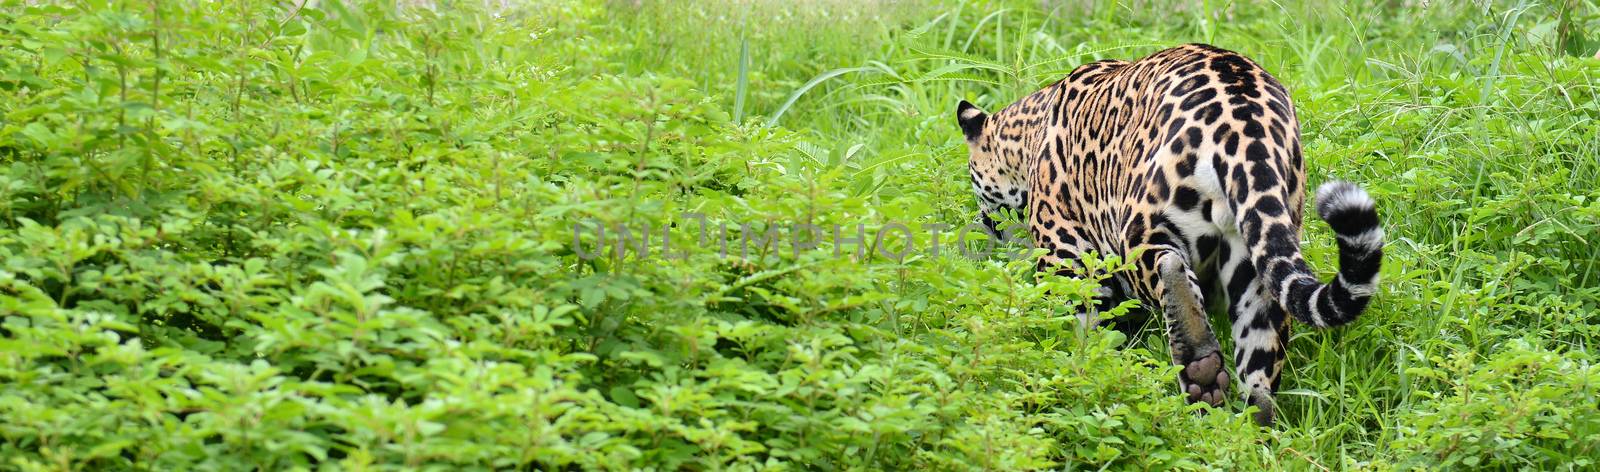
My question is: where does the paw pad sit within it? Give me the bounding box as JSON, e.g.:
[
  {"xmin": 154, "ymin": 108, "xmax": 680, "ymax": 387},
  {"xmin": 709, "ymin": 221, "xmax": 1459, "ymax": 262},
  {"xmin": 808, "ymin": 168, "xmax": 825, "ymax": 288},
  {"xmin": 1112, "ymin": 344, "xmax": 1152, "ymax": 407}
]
[{"xmin": 1179, "ymin": 351, "xmax": 1228, "ymax": 407}]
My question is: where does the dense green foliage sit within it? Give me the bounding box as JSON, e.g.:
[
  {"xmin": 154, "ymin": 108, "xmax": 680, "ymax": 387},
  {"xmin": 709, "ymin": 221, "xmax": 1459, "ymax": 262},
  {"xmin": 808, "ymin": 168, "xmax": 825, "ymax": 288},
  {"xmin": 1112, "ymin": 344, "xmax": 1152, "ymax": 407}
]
[{"xmin": 2, "ymin": 0, "xmax": 1598, "ymax": 469}]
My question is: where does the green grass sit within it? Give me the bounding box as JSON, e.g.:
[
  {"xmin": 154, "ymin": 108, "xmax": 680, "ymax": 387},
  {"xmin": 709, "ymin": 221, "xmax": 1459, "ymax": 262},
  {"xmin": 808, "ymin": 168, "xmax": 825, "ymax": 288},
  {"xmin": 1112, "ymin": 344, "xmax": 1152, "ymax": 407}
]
[{"xmin": 1, "ymin": 0, "xmax": 1598, "ymax": 469}]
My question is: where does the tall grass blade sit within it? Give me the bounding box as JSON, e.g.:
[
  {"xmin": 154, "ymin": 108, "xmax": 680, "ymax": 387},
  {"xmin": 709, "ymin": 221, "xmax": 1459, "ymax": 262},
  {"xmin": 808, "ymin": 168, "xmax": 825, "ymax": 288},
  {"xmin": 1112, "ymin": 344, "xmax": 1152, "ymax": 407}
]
[
  {"xmin": 734, "ymin": 37, "xmax": 750, "ymax": 123},
  {"xmin": 767, "ymin": 66, "xmax": 877, "ymax": 127}
]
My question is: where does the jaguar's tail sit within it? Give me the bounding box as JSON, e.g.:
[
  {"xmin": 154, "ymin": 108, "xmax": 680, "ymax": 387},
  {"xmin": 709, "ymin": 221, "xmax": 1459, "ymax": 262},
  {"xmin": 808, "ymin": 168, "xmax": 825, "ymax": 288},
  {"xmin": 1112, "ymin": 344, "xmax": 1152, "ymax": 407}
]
[{"xmin": 1248, "ymin": 181, "xmax": 1384, "ymax": 328}]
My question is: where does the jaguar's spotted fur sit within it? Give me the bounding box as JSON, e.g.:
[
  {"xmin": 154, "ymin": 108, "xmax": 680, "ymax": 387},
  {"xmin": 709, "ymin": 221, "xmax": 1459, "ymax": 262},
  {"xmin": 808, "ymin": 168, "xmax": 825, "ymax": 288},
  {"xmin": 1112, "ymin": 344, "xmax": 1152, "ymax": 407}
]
[{"xmin": 956, "ymin": 44, "xmax": 1383, "ymax": 425}]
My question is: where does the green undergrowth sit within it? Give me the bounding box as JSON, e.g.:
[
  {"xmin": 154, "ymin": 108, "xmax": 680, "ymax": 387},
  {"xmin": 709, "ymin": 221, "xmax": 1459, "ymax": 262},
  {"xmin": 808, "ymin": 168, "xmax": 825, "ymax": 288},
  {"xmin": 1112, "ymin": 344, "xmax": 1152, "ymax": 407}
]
[{"xmin": 1, "ymin": 0, "xmax": 1597, "ymax": 470}]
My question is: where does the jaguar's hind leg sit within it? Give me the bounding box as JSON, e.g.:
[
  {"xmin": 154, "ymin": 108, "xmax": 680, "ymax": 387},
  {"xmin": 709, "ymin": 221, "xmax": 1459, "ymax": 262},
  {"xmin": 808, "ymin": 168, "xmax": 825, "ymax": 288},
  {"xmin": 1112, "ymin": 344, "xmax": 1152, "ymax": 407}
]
[
  {"xmin": 1219, "ymin": 240, "xmax": 1289, "ymax": 425},
  {"xmin": 1136, "ymin": 244, "xmax": 1228, "ymax": 407}
]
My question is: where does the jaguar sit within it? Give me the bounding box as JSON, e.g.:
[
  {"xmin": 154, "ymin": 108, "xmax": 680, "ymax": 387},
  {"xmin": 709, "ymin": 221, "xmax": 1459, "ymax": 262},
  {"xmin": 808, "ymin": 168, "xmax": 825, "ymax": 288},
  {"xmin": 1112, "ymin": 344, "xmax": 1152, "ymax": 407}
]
[{"xmin": 955, "ymin": 44, "xmax": 1383, "ymax": 425}]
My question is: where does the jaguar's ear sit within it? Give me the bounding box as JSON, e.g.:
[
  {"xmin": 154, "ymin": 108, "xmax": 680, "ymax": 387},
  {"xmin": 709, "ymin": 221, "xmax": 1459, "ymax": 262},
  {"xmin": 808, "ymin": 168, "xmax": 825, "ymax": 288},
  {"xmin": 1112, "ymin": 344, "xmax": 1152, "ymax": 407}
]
[{"xmin": 956, "ymin": 100, "xmax": 988, "ymax": 141}]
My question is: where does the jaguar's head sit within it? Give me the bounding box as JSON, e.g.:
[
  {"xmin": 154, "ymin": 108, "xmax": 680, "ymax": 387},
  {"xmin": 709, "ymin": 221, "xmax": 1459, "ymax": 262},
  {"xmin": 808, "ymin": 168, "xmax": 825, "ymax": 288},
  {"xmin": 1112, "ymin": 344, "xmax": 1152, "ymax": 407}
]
[{"xmin": 956, "ymin": 100, "xmax": 1025, "ymax": 235}]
